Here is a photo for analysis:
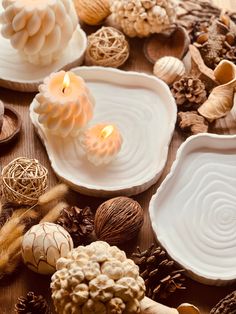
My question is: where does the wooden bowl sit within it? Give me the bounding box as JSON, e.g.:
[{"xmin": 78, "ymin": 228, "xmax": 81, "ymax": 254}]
[
  {"xmin": 0, "ymin": 104, "xmax": 22, "ymax": 147},
  {"xmin": 144, "ymin": 26, "xmax": 190, "ymax": 64}
]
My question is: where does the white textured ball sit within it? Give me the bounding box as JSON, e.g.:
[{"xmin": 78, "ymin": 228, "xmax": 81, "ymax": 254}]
[
  {"xmin": 0, "ymin": 0, "xmax": 78, "ymax": 65},
  {"xmin": 22, "ymin": 222, "xmax": 73, "ymax": 275},
  {"xmin": 153, "ymin": 56, "xmax": 185, "ymax": 85}
]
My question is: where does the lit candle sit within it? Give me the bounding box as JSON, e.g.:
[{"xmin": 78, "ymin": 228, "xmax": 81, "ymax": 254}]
[
  {"xmin": 80, "ymin": 123, "xmax": 123, "ymax": 166},
  {"xmin": 34, "ymin": 71, "xmax": 95, "ymax": 137}
]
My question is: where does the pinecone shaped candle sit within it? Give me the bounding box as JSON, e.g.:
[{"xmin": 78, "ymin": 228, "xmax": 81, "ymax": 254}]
[
  {"xmin": 34, "ymin": 71, "xmax": 95, "ymax": 137},
  {"xmin": 0, "ymin": 0, "xmax": 78, "ymax": 65}
]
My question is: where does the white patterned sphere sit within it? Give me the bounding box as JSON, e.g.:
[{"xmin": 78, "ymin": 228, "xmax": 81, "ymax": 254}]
[
  {"xmin": 0, "ymin": 0, "xmax": 78, "ymax": 65},
  {"xmin": 22, "ymin": 222, "xmax": 74, "ymax": 275}
]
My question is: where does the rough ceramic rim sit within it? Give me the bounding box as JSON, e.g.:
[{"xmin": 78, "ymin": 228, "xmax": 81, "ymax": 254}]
[
  {"xmin": 149, "ymin": 133, "xmax": 236, "ymax": 284},
  {"xmin": 29, "ymin": 66, "xmax": 177, "ymax": 196}
]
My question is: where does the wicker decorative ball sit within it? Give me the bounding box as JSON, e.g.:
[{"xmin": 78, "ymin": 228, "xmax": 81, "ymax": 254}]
[
  {"xmin": 1, "ymin": 157, "xmax": 48, "ymax": 206},
  {"xmin": 85, "ymin": 27, "xmax": 130, "ymax": 68},
  {"xmin": 22, "ymin": 222, "xmax": 74, "ymax": 274}
]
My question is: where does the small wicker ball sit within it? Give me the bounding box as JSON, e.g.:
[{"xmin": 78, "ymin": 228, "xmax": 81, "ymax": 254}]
[
  {"xmin": 85, "ymin": 27, "xmax": 130, "ymax": 68},
  {"xmin": 1, "ymin": 157, "xmax": 48, "ymax": 206},
  {"xmin": 22, "ymin": 222, "xmax": 74, "ymax": 274}
]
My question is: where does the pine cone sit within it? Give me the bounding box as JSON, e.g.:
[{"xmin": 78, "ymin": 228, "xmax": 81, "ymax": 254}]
[
  {"xmin": 210, "ymin": 290, "xmax": 236, "ymax": 314},
  {"xmin": 226, "ymin": 47, "xmax": 236, "ymax": 63},
  {"xmin": 178, "ymin": 111, "xmax": 209, "ymax": 135},
  {"xmin": 56, "ymin": 206, "xmax": 94, "ymax": 245},
  {"xmin": 15, "ymin": 292, "xmax": 50, "ymax": 314},
  {"xmin": 132, "ymin": 244, "xmax": 186, "ymax": 301},
  {"xmin": 171, "ymin": 76, "xmax": 207, "ymax": 109}
]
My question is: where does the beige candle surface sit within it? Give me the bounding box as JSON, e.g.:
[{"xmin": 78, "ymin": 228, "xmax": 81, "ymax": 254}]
[
  {"xmin": 80, "ymin": 123, "xmax": 123, "ymax": 166},
  {"xmin": 34, "ymin": 71, "xmax": 95, "ymax": 137}
]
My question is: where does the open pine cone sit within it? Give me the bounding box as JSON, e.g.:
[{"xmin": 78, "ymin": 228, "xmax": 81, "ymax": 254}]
[
  {"xmin": 132, "ymin": 244, "xmax": 186, "ymax": 301},
  {"xmin": 171, "ymin": 76, "xmax": 207, "ymax": 109},
  {"xmin": 15, "ymin": 292, "xmax": 50, "ymax": 314},
  {"xmin": 210, "ymin": 290, "xmax": 236, "ymax": 314},
  {"xmin": 56, "ymin": 206, "xmax": 94, "ymax": 246},
  {"xmin": 226, "ymin": 46, "xmax": 236, "ymax": 63}
]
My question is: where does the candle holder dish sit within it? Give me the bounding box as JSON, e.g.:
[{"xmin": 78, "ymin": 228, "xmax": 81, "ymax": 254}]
[
  {"xmin": 0, "ymin": 3, "xmax": 87, "ymax": 92},
  {"xmin": 30, "ymin": 67, "xmax": 176, "ymax": 197},
  {"xmin": 149, "ymin": 133, "xmax": 236, "ymax": 286}
]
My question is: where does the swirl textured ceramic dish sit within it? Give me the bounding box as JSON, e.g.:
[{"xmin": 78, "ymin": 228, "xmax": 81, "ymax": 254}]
[
  {"xmin": 149, "ymin": 133, "xmax": 236, "ymax": 286},
  {"xmin": 0, "ymin": 2, "xmax": 87, "ymax": 92},
  {"xmin": 30, "ymin": 67, "xmax": 176, "ymax": 197}
]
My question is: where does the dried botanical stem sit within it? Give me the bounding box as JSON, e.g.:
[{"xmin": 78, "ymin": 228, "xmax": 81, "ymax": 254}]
[
  {"xmin": 0, "ymin": 237, "xmax": 22, "ymax": 278},
  {"xmin": 40, "ymin": 201, "xmax": 68, "ymax": 223},
  {"xmin": 38, "ymin": 184, "xmax": 69, "ymax": 206}
]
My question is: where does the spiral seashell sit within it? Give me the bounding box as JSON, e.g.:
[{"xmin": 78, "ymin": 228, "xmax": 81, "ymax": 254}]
[
  {"xmin": 0, "ymin": 0, "xmax": 78, "ymax": 65},
  {"xmin": 153, "ymin": 56, "xmax": 186, "ymax": 85},
  {"xmin": 34, "ymin": 71, "xmax": 95, "ymax": 138}
]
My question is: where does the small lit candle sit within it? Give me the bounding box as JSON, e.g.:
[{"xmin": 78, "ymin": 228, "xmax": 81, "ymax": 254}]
[
  {"xmin": 34, "ymin": 71, "xmax": 95, "ymax": 137},
  {"xmin": 80, "ymin": 123, "xmax": 123, "ymax": 166}
]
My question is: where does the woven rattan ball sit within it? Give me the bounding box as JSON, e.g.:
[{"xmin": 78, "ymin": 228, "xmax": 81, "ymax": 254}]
[
  {"xmin": 1, "ymin": 157, "xmax": 48, "ymax": 206},
  {"xmin": 85, "ymin": 27, "xmax": 130, "ymax": 68}
]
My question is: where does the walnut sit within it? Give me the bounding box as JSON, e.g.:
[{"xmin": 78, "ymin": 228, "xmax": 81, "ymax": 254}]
[{"xmin": 177, "ymin": 111, "xmax": 209, "ymax": 135}]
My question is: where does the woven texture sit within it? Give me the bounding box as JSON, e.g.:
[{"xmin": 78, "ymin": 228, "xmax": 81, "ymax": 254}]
[
  {"xmin": 1, "ymin": 157, "xmax": 48, "ymax": 205},
  {"xmin": 86, "ymin": 27, "xmax": 129, "ymax": 68}
]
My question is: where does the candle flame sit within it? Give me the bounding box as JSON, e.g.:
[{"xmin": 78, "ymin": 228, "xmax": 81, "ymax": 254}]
[
  {"xmin": 100, "ymin": 125, "xmax": 114, "ymax": 139},
  {"xmin": 62, "ymin": 73, "xmax": 70, "ymax": 93}
]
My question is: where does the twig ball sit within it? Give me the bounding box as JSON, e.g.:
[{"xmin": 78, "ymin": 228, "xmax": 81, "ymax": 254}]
[
  {"xmin": 22, "ymin": 222, "xmax": 74, "ymax": 275},
  {"xmin": 94, "ymin": 197, "xmax": 144, "ymax": 245},
  {"xmin": 85, "ymin": 27, "xmax": 130, "ymax": 68},
  {"xmin": 1, "ymin": 157, "xmax": 48, "ymax": 206}
]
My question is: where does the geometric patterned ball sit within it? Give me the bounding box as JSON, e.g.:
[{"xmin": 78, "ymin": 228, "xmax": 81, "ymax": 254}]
[{"xmin": 22, "ymin": 222, "xmax": 73, "ymax": 275}]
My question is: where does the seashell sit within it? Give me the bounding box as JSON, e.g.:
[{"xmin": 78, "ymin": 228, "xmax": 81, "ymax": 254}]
[
  {"xmin": 153, "ymin": 56, "xmax": 185, "ymax": 85},
  {"xmin": 198, "ymin": 60, "xmax": 236, "ymax": 121},
  {"xmin": 73, "ymin": 0, "xmax": 110, "ymax": 25},
  {"xmin": 22, "ymin": 222, "xmax": 73, "ymax": 275}
]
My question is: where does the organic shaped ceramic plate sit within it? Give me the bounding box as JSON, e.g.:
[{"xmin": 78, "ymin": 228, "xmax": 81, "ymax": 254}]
[
  {"xmin": 149, "ymin": 133, "xmax": 236, "ymax": 286},
  {"xmin": 0, "ymin": 2, "xmax": 87, "ymax": 92},
  {"xmin": 30, "ymin": 67, "xmax": 176, "ymax": 197}
]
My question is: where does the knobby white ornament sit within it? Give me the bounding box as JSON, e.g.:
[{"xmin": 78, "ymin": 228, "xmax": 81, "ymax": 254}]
[{"xmin": 0, "ymin": 0, "xmax": 78, "ymax": 65}]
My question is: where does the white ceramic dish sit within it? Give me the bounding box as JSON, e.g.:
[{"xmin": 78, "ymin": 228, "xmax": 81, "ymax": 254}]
[
  {"xmin": 0, "ymin": 2, "xmax": 87, "ymax": 92},
  {"xmin": 149, "ymin": 133, "xmax": 236, "ymax": 286},
  {"xmin": 30, "ymin": 67, "xmax": 177, "ymax": 197}
]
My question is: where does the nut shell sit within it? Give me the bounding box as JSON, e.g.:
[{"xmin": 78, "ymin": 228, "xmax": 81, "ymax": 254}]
[
  {"xmin": 153, "ymin": 56, "xmax": 185, "ymax": 85},
  {"xmin": 73, "ymin": 0, "xmax": 110, "ymax": 25},
  {"xmin": 94, "ymin": 197, "xmax": 144, "ymax": 245}
]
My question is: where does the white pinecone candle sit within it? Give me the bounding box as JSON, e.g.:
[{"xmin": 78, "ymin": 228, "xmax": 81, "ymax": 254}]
[
  {"xmin": 0, "ymin": 0, "xmax": 78, "ymax": 65},
  {"xmin": 35, "ymin": 71, "xmax": 95, "ymax": 138}
]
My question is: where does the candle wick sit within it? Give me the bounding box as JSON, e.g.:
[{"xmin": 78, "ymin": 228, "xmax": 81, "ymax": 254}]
[{"xmin": 62, "ymin": 87, "xmax": 66, "ymax": 94}]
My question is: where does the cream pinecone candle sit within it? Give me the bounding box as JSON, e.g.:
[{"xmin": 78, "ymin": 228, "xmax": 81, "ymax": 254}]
[
  {"xmin": 34, "ymin": 71, "xmax": 95, "ymax": 137},
  {"xmin": 0, "ymin": 0, "xmax": 78, "ymax": 65}
]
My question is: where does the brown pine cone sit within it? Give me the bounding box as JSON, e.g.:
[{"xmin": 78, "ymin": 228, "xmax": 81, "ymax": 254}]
[
  {"xmin": 15, "ymin": 292, "xmax": 50, "ymax": 314},
  {"xmin": 226, "ymin": 47, "xmax": 236, "ymax": 63},
  {"xmin": 171, "ymin": 76, "xmax": 207, "ymax": 109},
  {"xmin": 56, "ymin": 206, "xmax": 94, "ymax": 245},
  {"xmin": 178, "ymin": 111, "xmax": 209, "ymax": 135},
  {"xmin": 210, "ymin": 290, "xmax": 236, "ymax": 314},
  {"xmin": 132, "ymin": 244, "xmax": 186, "ymax": 301}
]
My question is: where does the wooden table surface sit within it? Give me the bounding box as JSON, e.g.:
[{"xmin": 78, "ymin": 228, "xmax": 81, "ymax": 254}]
[{"xmin": 0, "ymin": 0, "xmax": 236, "ymax": 313}]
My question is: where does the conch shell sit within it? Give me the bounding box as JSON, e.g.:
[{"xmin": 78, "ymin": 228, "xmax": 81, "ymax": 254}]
[
  {"xmin": 198, "ymin": 60, "xmax": 236, "ymax": 121},
  {"xmin": 141, "ymin": 297, "xmax": 200, "ymax": 314}
]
